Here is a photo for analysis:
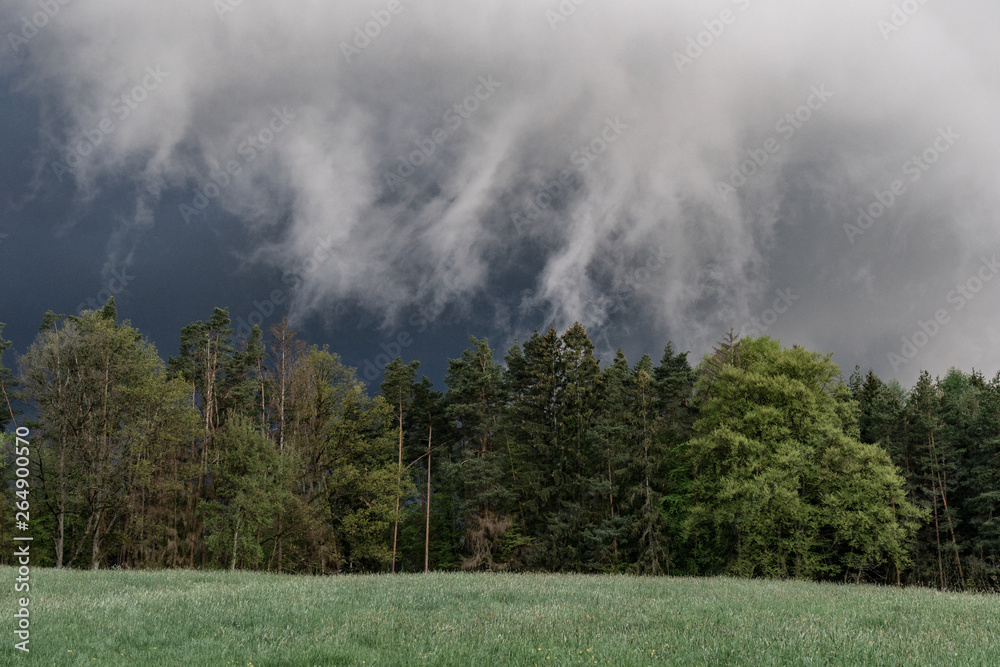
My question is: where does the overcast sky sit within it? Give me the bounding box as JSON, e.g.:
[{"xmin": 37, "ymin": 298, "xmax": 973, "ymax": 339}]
[{"xmin": 2, "ymin": 0, "xmax": 999, "ymax": 390}]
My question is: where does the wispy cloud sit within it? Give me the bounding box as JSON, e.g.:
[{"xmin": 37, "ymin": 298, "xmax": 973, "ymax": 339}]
[{"xmin": 3, "ymin": 0, "xmax": 999, "ymax": 383}]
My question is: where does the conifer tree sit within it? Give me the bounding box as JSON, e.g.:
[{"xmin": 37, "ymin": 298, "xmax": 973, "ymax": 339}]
[
  {"xmin": 448, "ymin": 337, "xmax": 523, "ymax": 570},
  {"xmin": 643, "ymin": 344, "xmax": 697, "ymax": 574},
  {"xmin": 964, "ymin": 371, "xmax": 1000, "ymax": 589},
  {"xmin": 502, "ymin": 324, "xmax": 603, "ymax": 570}
]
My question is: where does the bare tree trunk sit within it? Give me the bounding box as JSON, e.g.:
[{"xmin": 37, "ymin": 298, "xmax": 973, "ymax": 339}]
[
  {"xmin": 640, "ymin": 382, "xmax": 658, "ymax": 575},
  {"xmin": 929, "ymin": 432, "xmax": 965, "ymax": 587},
  {"xmin": 425, "ymin": 425, "xmax": 432, "ymax": 573},
  {"xmin": 931, "ymin": 474, "xmax": 945, "ymax": 589},
  {"xmin": 120, "ymin": 513, "xmax": 131, "ymax": 568},
  {"xmin": 278, "ymin": 343, "xmax": 286, "ymax": 452},
  {"xmin": 391, "ymin": 499, "xmax": 401, "ymax": 573},
  {"xmin": 391, "ymin": 398, "xmax": 403, "ymax": 574},
  {"xmin": 67, "ymin": 512, "xmax": 95, "ymax": 569},
  {"xmin": 0, "ymin": 373, "xmax": 17, "ymax": 430},
  {"xmin": 259, "ymin": 356, "xmax": 267, "ymax": 434},
  {"xmin": 937, "ymin": 471, "xmax": 965, "ymax": 586},
  {"xmin": 608, "ymin": 460, "xmax": 617, "ymax": 560},
  {"xmin": 56, "ymin": 511, "xmax": 64, "ymax": 569},
  {"xmin": 230, "ymin": 516, "xmax": 242, "ymax": 572},
  {"xmin": 891, "ymin": 496, "xmax": 901, "ymax": 586},
  {"xmin": 90, "ymin": 510, "xmax": 104, "ymax": 571},
  {"xmin": 56, "ymin": 433, "xmax": 67, "ymax": 568}
]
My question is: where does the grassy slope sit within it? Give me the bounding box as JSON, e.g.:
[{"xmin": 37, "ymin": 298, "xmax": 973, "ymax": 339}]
[{"xmin": 2, "ymin": 567, "xmax": 997, "ymax": 666}]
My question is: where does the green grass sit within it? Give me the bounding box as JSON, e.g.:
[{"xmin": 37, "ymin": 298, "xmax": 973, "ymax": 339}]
[{"xmin": 2, "ymin": 567, "xmax": 997, "ymax": 666}]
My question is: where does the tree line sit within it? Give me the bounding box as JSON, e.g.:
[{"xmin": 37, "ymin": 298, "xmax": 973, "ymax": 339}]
[{"xmin": 1, "ymin": 302, "xmax": 998, "ymax": 590}]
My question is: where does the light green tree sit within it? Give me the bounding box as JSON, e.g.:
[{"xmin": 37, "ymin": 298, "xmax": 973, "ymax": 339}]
[
  {"xmin": 199, "ymin": 415, "xmax": 290, "ymax": 571},
  {"xmin": 683, "ymin": 336, "xmax": 926, "ymax": 581},
  {"xmin": 20, "ymin": 301, "xmax": 198, "ymax": 569}
]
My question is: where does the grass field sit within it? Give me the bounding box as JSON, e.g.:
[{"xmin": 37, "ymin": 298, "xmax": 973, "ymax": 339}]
[{"xmin": 2, "ymin": 567, "xmax": 997, "ymax": 666}]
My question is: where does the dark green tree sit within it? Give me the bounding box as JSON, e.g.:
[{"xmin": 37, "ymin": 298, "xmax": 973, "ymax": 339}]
[
  {"xmin": 642, "ymin": 344, "xmax": 697, "ymax": 574},
  {"xmin": 445, "ymin": 337, "xmax": 519, "ymax": 570},
  {"xmin": 963, "ymin": 371, "xmax": 1000, "ymax": 589},
  {"xmin": 903, "ymin": 371, "xmax": 967, "ymax": 589},
  {"xmin": 503, "ymin": 324, "xmax": 603, "ymax": 571},
  {"xmin": 586, "ymin": 349, "xmax": 635, "ymax": 572}
]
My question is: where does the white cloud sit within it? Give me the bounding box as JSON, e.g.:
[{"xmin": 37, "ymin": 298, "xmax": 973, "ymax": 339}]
[{"xmin": 3, "ymin": 0, "xmax": 1000, "ymax": 383}]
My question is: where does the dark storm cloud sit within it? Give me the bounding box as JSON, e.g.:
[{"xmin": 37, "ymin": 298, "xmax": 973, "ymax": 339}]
[{"xmin": 2, "ymin": 0, "xmax": 999, "ymax": 384}]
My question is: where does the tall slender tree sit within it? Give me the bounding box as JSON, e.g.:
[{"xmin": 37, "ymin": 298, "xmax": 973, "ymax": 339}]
[
  {"xmin": 261, "ymin": 319, "xmax": 307, "ymax": 572},
  {"xmin": 905, "ymin": 371, "xmax": 955, "ymax": 588},
  {"xmin": 381, "ymin": 357, "xmax": 420, "ymax": 573},
  {"xmin": 0, "ymin": 323, "xmax": 18, "ymax": 429}
]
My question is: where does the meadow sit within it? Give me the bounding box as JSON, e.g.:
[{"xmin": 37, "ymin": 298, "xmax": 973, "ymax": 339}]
[{"xmin": 2, "ymin": 567, "xmax": 997, "ymax": 666}]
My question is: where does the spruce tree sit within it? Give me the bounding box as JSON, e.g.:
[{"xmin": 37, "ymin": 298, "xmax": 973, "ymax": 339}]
[{"xmin": 445, "ymin": 337, "xmax": 519, "ymax": 570}]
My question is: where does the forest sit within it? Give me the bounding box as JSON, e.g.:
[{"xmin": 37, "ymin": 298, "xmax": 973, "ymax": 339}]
[{"xmin": 1, "ymin": 300, "xmax": 997, "ymax": 592}]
